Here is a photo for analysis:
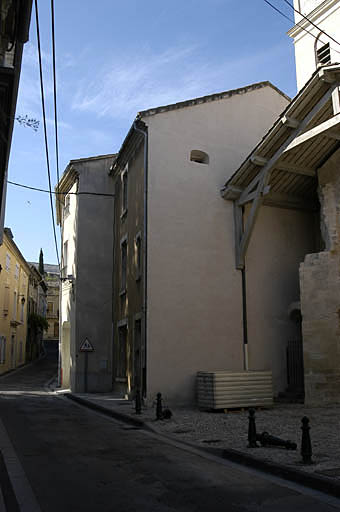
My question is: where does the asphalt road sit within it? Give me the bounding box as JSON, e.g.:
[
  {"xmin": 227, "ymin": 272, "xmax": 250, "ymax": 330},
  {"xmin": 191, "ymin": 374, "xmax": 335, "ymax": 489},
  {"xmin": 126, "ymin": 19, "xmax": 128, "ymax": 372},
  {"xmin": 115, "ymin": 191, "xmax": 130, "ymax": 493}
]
[{"xmin": 0, "ymin": 350, "xmax": 339, "ymax": 512}]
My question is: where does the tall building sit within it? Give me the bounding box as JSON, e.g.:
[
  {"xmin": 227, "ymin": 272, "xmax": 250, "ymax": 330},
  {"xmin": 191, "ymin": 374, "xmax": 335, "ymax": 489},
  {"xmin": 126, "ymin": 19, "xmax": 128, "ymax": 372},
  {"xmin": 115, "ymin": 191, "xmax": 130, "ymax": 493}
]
[
  {"xmin": 56, "ymin": 155, "xmax": 115, "ymax": 391},
  {"xmin": 0, "ymin": 228, "xmax": 30, "ymax": 374},
  {"xmin": 288, "ymin": 0, "xmax": 340, "ymax": 89}
]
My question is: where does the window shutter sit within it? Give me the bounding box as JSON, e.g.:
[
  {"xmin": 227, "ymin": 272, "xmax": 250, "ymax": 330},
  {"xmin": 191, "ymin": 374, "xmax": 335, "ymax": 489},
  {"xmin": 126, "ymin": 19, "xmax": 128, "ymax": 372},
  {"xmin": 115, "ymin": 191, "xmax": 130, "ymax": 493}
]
[{"xmin": 3, "ymin": 285, "xmax": 9, "ymax": 314}]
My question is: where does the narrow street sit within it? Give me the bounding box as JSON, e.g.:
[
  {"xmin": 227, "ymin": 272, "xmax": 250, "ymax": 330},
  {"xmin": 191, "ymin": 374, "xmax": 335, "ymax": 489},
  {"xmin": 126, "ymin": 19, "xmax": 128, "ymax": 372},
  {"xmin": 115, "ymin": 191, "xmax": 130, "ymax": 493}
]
[{"xmin": 0, "ymin": 351, "xmax": 339, "ymax": 512}]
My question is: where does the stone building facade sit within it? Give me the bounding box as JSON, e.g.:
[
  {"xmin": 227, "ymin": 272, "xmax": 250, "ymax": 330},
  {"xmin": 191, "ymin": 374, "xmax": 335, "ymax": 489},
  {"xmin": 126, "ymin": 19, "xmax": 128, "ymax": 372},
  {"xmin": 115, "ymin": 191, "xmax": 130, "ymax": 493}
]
[
  {"xmin": 300, "ymin": 150, "xmax": 340, "ymax": 404},
  {"xmin": 44, "ymin": 264, "xmax": 60, "ymax": 343}
]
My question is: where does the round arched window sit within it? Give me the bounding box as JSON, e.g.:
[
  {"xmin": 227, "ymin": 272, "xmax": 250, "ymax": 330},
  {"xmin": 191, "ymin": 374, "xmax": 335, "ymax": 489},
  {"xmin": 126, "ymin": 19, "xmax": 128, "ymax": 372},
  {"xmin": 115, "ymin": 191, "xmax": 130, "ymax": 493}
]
[{"xmin": 190, "ymin": 150, "xmax": 209, "ymax": 164}]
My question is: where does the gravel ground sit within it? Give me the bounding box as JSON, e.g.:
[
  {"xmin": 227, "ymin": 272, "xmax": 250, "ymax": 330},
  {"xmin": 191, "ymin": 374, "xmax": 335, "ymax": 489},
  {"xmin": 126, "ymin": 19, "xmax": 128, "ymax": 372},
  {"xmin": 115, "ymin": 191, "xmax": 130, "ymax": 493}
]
[{"xmin": 74, "ymin": 394, "xmax": 340, "ymax": 478}]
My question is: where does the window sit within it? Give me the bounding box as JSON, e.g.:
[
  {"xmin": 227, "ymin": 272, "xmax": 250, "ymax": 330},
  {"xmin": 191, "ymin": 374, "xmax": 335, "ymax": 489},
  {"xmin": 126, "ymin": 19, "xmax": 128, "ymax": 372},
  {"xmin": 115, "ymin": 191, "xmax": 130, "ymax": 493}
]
[
  {"xmin": 15, "ymin": 264, "xmax": 19, "ymax": 280},
  {"xmin": 20, "ymin": 300, "xmax": 25, "ymax": 323},
  {"xmin": 18, "ymin": 341, "xmax": 23, "ymax": 363},
  {"xmin": 63, "ymin": 241, "xmax": 68, "ymax": 276},
  {"xmin": 47, "ymin": 302, "xmax": 54, "ymax": 315},
  {"xmin": 316, "ymin": 42, "xmax": 331, "ymax": 66},
  {"xmin": 190, "ymin": 149, "xmax": 209, "ymax": 164},
  {"xmin": 0, "ymin": 337, "xmax": 6, "ymax": 364},
  {"xmin": 135, "ymin": 233, "xmax": 142, "ymax": 280},
  {"xmin": 120, "ymin": 237, "xmax": 127, "ymax": 293},
  {"xmin": 54, "ymin": 322, "xmax": 59, "ymax": 338},
  {"xmin": 315, "ymin": 33, "xmax": 331, "ymax": 67},
  {"xmin": 121, "ymin": 165, "xmax": 128, "ymax": 217},
  {"xmin": 5, "ymin": 254, "xmax": 10, "ymax": 272},
  {"xmin": 3, "ymin": 285, "xmax": 9, "ymax": 315},
  {"xmin": 117, "ymin": 324, "xmax": 127, "ymax": 379},
  {"xmin": 64, "ymin": 193, "xmax": 70, "ymax": 216},
  {"xmin": 13, "ymin": 291, "xmax": 17, "ymax": 320}
]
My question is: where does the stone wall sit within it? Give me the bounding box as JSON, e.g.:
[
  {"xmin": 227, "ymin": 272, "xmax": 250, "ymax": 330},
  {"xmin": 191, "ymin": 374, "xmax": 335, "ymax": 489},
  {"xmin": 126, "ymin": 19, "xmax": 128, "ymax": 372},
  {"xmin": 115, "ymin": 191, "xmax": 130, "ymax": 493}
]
[{"xmin": 300, "ymin": 149, "xmax": 340, "ymax": 405}]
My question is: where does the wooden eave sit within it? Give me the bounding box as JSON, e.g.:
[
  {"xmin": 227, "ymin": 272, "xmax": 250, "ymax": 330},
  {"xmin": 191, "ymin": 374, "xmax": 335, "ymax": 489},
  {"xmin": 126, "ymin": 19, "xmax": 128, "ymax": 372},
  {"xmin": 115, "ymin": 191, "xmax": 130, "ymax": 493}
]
[{"xmin": 221, "ymin": 64, "xmax": 340, "ymax": 269}]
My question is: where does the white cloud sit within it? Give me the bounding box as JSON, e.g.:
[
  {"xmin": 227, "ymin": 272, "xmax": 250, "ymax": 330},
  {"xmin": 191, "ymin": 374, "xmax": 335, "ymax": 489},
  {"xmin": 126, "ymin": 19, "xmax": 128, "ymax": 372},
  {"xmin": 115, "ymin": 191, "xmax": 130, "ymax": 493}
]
[{"xmin": 71, "ymin": 41, "xmax": 289, "ymax": 121}]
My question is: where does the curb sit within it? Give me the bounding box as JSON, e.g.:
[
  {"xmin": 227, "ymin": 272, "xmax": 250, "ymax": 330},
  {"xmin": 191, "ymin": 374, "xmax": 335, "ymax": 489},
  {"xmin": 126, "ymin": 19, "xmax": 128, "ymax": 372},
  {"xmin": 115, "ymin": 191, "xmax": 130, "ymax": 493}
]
[
  {"xmin": 221, "ymin": 448, "xmax": 340, "ymax": 499},
  {"xmin": 65, "ymin": 394, "xmax": 340, "ymax": 499},
  {"xmin": 65, "ymin": 394, "xmax": 149, "ymax": 430}
]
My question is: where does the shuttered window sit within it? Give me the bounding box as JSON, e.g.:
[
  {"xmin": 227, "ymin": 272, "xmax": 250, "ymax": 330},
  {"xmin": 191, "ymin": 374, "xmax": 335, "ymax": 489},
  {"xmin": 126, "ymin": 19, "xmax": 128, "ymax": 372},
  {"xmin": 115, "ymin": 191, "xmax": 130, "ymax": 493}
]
[
  {"xmin": 3, "ymin": 285, "xmax": 9, "ymax": 315},
  {"xmin": 0, "ymin": 337, "xmax": 6, "ymax": 364}
]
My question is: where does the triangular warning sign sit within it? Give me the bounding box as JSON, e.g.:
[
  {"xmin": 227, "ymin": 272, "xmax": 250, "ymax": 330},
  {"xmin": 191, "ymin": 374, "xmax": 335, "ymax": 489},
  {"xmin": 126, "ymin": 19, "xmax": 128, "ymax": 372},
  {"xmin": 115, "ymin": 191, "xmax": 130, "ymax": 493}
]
[{"xmin": 79, "ymin": 338, "xmax": 94, "ymax": 352}]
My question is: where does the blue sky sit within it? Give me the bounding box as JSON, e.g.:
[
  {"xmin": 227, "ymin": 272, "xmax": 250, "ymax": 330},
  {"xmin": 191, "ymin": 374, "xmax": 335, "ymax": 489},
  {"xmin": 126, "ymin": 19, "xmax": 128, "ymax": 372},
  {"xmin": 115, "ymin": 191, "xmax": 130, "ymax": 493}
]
[{"xmin": 6, "ymin": 0, "xmax": 297, "ymax": 265}]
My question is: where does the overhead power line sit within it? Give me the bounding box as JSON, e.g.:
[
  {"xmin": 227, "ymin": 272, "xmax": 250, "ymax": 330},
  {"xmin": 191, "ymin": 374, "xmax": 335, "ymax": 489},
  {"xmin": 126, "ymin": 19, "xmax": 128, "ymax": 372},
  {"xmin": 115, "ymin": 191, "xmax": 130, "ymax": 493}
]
[
  {"xmin": 263, "ymin": 0, "xmax": 340, "ymax": 57},
  {"xmin": 51, "ymin": 0, "xmax": 61, "ymax": 198},
  {"xmin": 35, "ymin": 0, "xmax": 60, "ymax": 266},
  {"xmin": 281, "ymin": 0, "xmax": 340, "ymax": 48},
  {"xmin": 8, "ymin": 180, "xmax": 115, "ymax": 197}
]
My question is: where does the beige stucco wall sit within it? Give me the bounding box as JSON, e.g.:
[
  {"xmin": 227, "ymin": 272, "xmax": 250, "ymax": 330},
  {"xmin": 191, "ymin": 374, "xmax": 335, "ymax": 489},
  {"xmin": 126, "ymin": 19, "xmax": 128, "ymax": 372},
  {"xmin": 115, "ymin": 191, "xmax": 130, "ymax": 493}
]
[
  {"xmin": 290, "ymin": 0, "xmax": 340, "ymax": 90},
  {"xmin": 246, "ymin": 205, "xmax": 317, "ymax": 394},
  {"xmin": 143, "ymin": 85, "xmax": 289, "ymax": 404},
  {"xmin": 300, "ymin": 148, "xmax": 340, "ymax": 404}
]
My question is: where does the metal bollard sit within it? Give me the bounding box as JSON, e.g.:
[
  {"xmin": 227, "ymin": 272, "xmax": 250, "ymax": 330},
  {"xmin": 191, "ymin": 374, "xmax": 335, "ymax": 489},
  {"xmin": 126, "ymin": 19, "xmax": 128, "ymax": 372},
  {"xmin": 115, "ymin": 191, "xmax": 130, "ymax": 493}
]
[
  {"xmin": 301, "ymin": 416, "xmax": 312, "ymax": 464},
  {"xmin": 248, "ymin": 408, "xmax": 258, "ymax": 448},
  {"xmin": 156, "ymin": 392, "xmax": 163, "ymax": 420},
  {"xmin": 256, "ymin": 431, "xmax": 297, "ymax": 450},
  {"xmin": 135, "ymin": 388, "xmax": 142, "ymax": 415}
]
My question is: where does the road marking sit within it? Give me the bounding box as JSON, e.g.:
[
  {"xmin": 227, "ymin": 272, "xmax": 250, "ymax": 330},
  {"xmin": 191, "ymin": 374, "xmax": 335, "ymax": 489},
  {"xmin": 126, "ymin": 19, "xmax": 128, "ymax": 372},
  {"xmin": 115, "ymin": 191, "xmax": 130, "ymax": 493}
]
[{"xmin": 0, "ymin": 418, "xmax": 41, "ymax": 511}]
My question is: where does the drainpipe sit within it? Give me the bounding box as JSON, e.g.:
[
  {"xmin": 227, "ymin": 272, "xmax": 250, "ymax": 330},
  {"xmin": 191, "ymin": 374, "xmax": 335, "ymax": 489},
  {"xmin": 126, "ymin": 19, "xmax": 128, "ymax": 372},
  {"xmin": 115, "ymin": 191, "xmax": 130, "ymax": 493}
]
[
  {"xmin": 133, "ymin": 121, "xmax": 148, "ymax": 397},
  {"xmin": 111, "ymin": 192, "xmax": 115, "ymax": 388},
  {"xmin": 241, "ymin": 206, "xmax": 249, "ymax": 371}
]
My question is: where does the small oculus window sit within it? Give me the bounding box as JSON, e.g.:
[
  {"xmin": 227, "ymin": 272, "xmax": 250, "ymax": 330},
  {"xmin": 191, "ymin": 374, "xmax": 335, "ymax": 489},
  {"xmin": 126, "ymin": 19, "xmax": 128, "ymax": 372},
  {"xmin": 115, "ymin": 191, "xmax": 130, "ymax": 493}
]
[{"xmin": 190, "ymin": 149, "xmax": 209, "ymax": 164}]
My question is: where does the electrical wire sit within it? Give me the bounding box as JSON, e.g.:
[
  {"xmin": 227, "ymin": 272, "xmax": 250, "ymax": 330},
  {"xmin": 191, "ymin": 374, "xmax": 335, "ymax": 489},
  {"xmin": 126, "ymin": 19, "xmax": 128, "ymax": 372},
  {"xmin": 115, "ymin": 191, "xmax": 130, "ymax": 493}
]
[
  {"xmin": 50, "ymin": 0, "xmax": 61, "ymax": 201},
  {"xmin": 263, "ymin": 0, "xmax": 340, "ymax": 57},
  {"xmin": 35, "ymin": 0, "xmax": 60, "ymax": 266},
  {"xmin": 8, "ymin": 180, "xmax": 115, "ymax": 197},
  {"xmin": 281, "ymin": 0, "xmax": 340, "ymax": 48}
]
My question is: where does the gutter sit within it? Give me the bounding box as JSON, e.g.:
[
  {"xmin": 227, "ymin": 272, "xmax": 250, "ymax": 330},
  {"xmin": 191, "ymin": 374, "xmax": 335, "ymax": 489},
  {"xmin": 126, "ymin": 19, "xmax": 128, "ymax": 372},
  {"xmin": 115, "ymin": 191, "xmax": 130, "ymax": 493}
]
[{"xmin": 133, "ymin": 121, "xmax": 148, "ymax": 397}]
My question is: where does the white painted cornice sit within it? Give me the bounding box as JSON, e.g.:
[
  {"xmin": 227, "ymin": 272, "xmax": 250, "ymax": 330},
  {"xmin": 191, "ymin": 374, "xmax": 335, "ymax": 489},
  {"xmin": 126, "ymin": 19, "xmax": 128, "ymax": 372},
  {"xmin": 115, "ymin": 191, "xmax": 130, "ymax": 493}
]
[{"xmin": 288, "ymin": 0, "xmax": 340, "ymax": 38}]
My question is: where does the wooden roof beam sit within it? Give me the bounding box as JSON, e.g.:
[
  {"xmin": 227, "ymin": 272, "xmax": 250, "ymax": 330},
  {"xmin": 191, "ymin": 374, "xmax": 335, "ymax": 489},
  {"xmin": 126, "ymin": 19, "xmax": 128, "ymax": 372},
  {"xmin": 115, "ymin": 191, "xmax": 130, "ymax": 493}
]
[
  {"xmin": 326, "ymin": 130, "xmax": 340, "ymax": 141},
  {"xmin": 234, "ymin": 84, "xmax": 338, "ymax": 269},
  {"xmin": 237, "ymin": 84, "xmax": 337, "ymax": 208},
  {"xmin": 318, "ymin": 69, "xmax": 336, "ymax": 84},
  {"xmin": 332, "ymin": 87, "xmax": 340, "ymax": 114},
  {"xmin": 249, "ymin": 155, "xmax": 314, "ymax": 177},
  {"xmin": 284, "ymin": 112, "xmax": 340, "ymax": 153},
  {"xmin": 281, "ymin": 116, "xmax": 299, "ymax": 129}
]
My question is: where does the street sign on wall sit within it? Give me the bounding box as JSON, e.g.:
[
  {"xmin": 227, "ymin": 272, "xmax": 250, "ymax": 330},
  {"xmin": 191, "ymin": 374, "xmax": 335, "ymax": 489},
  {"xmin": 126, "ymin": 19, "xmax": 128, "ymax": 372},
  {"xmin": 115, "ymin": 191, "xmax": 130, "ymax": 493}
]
[{"xmin": 79, "ymin": 338, "xmax": 94, "ymax": 352}]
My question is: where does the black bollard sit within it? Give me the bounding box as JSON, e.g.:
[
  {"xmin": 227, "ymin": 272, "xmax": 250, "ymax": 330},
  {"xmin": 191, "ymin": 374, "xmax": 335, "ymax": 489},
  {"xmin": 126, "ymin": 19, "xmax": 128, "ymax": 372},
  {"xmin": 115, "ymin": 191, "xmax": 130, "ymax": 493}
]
[
  {"xmin": 256, "ymin": 431, "xmax": 297, "ymax": 450},
  {"xmin": 301, "ymin": 416, "xmax": 312, "ymax": 464},
  {"xmin": 248, "ymin": 408, "xmax": 258, "ymax": 448},
  {"xmin": 156, "ymin": 392, "xmax": 163, "ymax": 420},
  {"xmin": 135, "ymin": 388, "xmax": 142, "ymax": 415}
]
